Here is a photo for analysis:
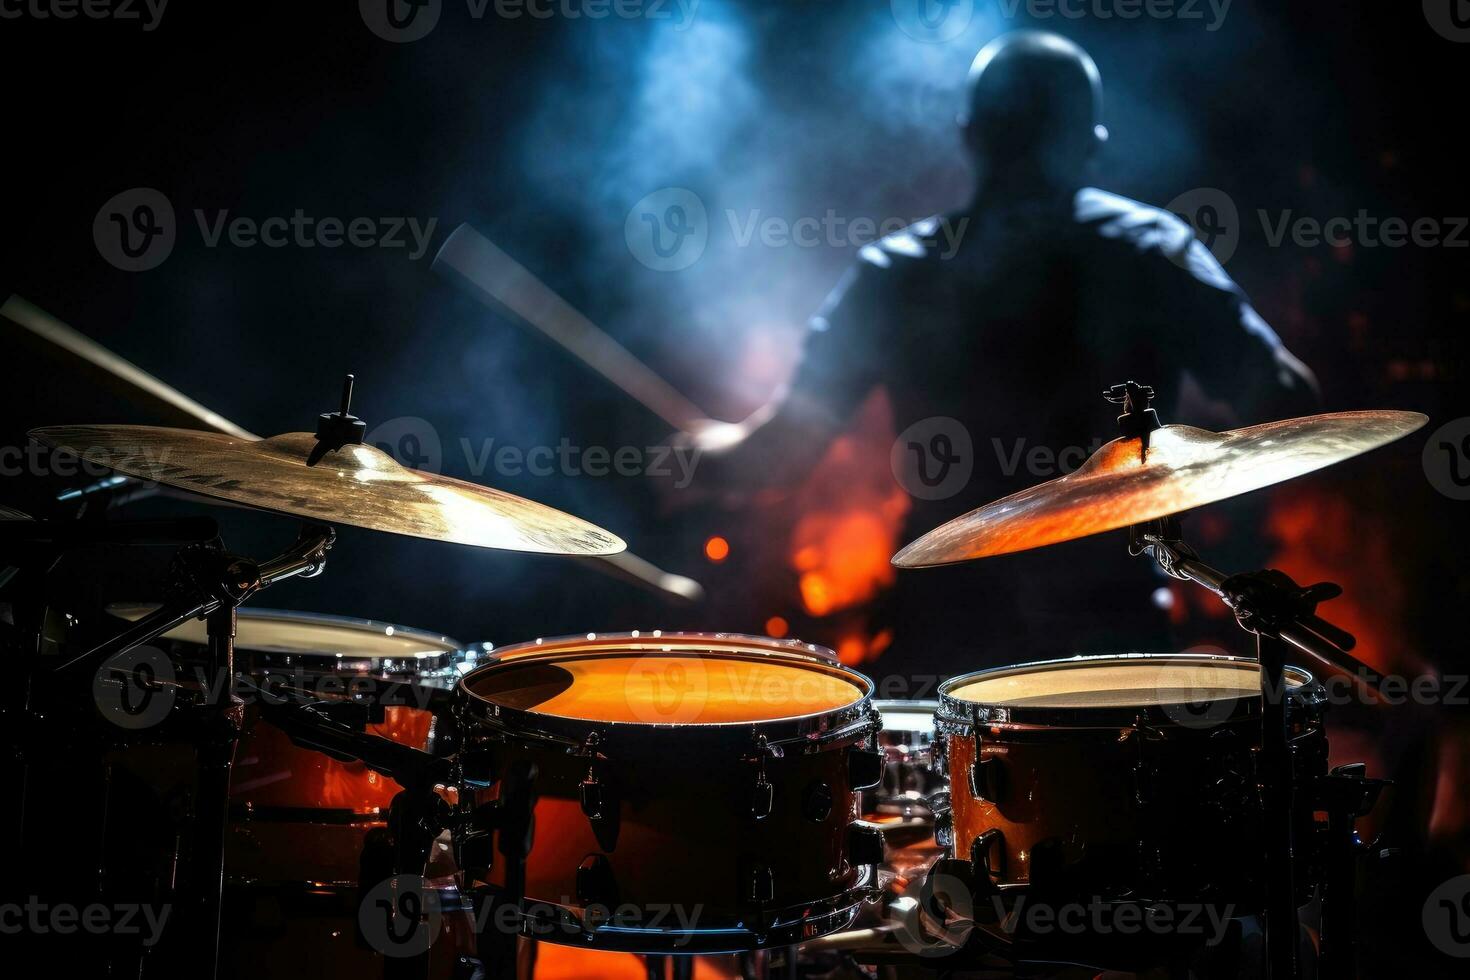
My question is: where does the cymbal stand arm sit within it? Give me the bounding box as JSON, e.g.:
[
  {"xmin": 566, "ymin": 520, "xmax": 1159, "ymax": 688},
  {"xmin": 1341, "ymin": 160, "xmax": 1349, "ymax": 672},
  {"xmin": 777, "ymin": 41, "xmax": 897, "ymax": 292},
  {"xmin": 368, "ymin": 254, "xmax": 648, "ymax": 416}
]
[
  {"xmin": 52, "ymin": 523, "xmax": 335, "ymax": 673},
  {"xmin": 1132, "ymin": 517, "xmax": 1390, "ymax": 979}
]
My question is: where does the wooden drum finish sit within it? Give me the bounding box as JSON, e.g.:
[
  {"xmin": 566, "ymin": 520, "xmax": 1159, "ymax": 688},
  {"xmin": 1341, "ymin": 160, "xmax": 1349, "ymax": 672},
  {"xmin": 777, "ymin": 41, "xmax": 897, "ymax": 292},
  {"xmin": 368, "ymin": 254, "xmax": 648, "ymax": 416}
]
[
  {"xmin": 456, "ymin": 633, "xmax": 887, "ymax": 953},
  {"xmin": 151, "ymin": 610, "xmax": 474, "ymax": 882},
  {"xmin": 936, "ymin": 654, "xmax": 1329, "ymax": 906}
]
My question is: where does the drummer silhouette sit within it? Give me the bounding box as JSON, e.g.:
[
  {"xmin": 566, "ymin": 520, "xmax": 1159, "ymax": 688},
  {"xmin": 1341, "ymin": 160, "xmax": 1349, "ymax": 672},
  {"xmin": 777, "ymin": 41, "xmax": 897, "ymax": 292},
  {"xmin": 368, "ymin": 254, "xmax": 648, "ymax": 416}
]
[{"xmin": 687, "ymin": 30, "xmax": 1319, "ymax": 675}]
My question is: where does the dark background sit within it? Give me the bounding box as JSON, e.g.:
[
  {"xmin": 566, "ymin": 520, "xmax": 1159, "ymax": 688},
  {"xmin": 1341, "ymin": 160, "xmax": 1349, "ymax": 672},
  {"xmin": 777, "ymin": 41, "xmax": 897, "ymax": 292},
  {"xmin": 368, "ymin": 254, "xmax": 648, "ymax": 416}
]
[{"xmin": 2, "ymin": 3, "xmax": 1468, "ymax": 967}]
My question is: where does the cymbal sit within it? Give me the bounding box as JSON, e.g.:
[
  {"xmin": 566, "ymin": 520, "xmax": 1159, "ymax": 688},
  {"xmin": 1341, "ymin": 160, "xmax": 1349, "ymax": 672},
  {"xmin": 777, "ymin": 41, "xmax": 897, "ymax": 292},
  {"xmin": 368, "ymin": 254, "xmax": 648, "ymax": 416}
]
[
  {"xmin": 892, "ymin": 410, "xmax": 1427, "ymax": 568},
  {"xmin": 29, "ymin": 425, "xmax": 626, "ymax": 556}
]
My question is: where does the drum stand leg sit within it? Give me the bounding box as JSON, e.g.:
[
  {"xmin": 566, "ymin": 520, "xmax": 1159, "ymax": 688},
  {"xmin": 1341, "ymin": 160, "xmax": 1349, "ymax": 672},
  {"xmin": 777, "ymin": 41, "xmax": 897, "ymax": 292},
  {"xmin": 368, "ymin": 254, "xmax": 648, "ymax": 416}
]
[
  {"xmin": 1256, "ymin": 633, "xmax": 1300, "ymax": 980},
  {"xmin": 188, "ymin": 604, "xmax": 241, "ymax": 980},
  {"xmin": 465, "ymin": 760, "xmax": 538, "ymax": 980},
  {"xmin": 1314, "ymin": 763, "xmax": 1388, "ymax": 979}
]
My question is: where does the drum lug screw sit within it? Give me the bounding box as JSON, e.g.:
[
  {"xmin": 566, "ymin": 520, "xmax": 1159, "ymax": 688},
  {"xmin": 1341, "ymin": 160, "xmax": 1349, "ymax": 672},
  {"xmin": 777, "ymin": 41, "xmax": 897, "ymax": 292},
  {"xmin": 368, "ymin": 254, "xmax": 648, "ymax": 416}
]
[
  {"xmin": 933, "ymin": 791, "xmax": 954, "ymax": 848},
  {"xmin": 747, "ymin": 864, "xmax": 775, "ymax": 905},
  {"xmin": 970, "ymin": 828, "xmax": 1005, "ymax": 881},
  {"xmin": 750, "ymin": 775, "xmax": 774, "ymax": 820},
  {"xmin": 968, "ymin": 756, "xmax": 1003, "ymax": 803},
  {"xmin": 575, "ymin": 854, "xmax": 618, "ymax": 908},
  {"xmin": 847, "ymin": 821, "xmax": 886, "ymax": 867},
  {"xmin": 575, "ymin": 732, "xmax": 611, "ymax": 822},
  {"xmin": 580, "ymin": 775, "xmax": 606, "ymax": 821},
  {"xmin": 802, "ymin": 781, "xmax": 834, "ymax": 822},
  {"xmin": 847, "ymin": 747, "xmax": 885, "ymax": 791},
  {"xmin": 744, "ymin": 733, "xmax": 777, "ymax": 820}
]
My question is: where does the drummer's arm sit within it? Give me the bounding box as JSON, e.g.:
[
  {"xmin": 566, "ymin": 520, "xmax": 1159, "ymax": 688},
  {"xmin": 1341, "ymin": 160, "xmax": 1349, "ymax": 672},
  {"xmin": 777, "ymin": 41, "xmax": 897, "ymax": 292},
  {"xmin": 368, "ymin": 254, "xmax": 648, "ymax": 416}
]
[
  {"xmin": 683, "ymin": 264, "xmax": 885, "ymax": 492},
  {"xmin": 1167, "ymin": 238, "xmax": 1320, "ymax": 425}
]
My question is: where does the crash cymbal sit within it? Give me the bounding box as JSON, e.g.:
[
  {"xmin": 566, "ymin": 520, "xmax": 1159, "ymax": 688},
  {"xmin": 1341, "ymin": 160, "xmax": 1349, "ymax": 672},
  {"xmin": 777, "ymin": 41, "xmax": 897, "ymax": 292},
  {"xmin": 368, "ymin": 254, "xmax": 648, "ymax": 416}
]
[
  {"xmin": 892, "ymin": 410, "xmax": 1427, "ymax": 567},
  {"xmin": 29, "ymin": 425, "xmax": 626, "ymax": 556}
]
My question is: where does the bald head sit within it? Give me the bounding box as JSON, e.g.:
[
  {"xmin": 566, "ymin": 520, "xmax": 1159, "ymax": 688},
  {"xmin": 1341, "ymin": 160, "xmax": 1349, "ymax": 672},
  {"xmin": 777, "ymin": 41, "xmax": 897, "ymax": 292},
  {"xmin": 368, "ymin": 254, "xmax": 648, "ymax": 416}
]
[{"xmin": 962, "ymin": 32, "xmax": 1106, "ymax": 191}]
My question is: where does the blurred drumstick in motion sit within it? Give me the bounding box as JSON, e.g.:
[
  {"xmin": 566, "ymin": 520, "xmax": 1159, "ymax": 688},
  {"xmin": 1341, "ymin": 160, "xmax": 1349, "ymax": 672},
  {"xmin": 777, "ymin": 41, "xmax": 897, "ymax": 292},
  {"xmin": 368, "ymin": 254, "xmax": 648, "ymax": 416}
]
[
  {"xmin": 1, "ymin": 295, "xmax": 258, "ymax": 439},
  {"xmin": 2, "ymin": 294, "xmax": 702, "ymax": 603},
  {"xmin": 582, "ymin": 550, "xmax": 704, "ymax": 604},
  {"xmin": 432, "ymin": 223, "xmax": 709, "ymax": 433},
  {"xmin": 432, "ymin": 225, "xmax": 715, "ymax": 602}
]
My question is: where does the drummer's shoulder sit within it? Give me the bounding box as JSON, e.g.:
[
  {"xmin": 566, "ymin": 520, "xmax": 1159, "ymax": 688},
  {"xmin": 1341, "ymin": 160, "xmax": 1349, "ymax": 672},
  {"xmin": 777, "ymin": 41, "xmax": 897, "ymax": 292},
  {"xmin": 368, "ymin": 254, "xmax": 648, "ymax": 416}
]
[
  {"xmin": 854, "ymin": 212, "xmax": 968, "ymax": 271},
  {"xmin": 1073, "ymin": 187, "xmax": 1195, "ymax": 256},
  {"xmin": 1074, "ymin": 186, "xmax": 1238, "ymax": 291}
]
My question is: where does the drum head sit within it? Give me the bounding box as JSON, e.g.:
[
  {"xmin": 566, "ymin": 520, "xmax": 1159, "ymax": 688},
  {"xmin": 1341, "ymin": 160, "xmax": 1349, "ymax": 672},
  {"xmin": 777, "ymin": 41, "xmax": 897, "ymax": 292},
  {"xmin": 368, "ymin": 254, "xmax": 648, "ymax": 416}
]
[
  {"xmin": 108, "ymin": 604, "xmax": 465, "ymax": 675},
  {"xmin": 462, "ymin": 632, "xmax": 872, "ymax": 730},
  {"xmin": 940, "ymin": 654, "xmax": 1318, "ymax": 727}
]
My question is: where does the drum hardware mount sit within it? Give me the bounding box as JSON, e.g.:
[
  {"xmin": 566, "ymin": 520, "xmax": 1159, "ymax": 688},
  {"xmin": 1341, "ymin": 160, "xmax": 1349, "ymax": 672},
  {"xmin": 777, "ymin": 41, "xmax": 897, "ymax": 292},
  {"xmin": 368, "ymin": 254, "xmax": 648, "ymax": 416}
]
[
  {"xmin": 575, "ymin": 731, "xmax": 612, "ymax": 823},
  {"xmin": 1108, "ymin": 379, "xmax": 1379, "ymax": 980},
  {"xmin": 744, "ymin": 733, "xmax": 776, "ymax": 820},
  {"xmin": 50, "ymin": 521, "xmax": 335, "ymax": 675},
  {"xmin": 6, "ymin": 513, "xmax": 334, "ymax": 980},
  {"xmin": 307, "ymin": 373, "xmax": 368, "ymax": 467},
  {"xmin": 1103, "ymin": 379, "xmax": 1161, "ymax": 452},
  {"xmin": 1129, "ymin": 508, "xmax": 1377, "ymax": 980},
  {"xmin": 1312, "ymin": 762, "xmax": 1391, "ymax": 977},
  {"xmin": 968, "ymin": 751, "xmax": 1002, "ymax": 803}
]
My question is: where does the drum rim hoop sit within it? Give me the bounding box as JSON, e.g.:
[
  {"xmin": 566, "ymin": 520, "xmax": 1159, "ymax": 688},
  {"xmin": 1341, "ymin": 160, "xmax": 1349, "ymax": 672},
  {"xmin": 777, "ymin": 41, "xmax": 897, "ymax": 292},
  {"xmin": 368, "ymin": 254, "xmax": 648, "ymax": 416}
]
[
  {"xmin": 507, "ymin": 877, "xmax": 870, "ymax": 952},
  {"xmin": 936, "ymin": 652, "xmax": 1324, "ymax": 729},
  {"xmin": 456, "ymin": 631, "xmax": 876, "ymax": 743},
  {"xmin": 155, "ymin": 606, "xmax": 471, "ymax": 676}
]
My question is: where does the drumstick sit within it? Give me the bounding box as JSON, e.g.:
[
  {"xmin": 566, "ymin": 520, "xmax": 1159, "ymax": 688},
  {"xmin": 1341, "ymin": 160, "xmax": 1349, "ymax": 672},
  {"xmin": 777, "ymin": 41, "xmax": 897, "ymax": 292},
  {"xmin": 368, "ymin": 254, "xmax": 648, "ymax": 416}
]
[
  {"xmin": 4, "ymin": 295, "xmax": 701, "ymax": 604},
  {"xmin": 431, "ymin": 223, "xmax": 709, "ymax": 433},
  {"xmin": 584, "ymin": 550, "xmax": 704, "ymax": 603},
  {"xmin": 1, "ymin": 294, "xmax": 259, "ymax": 439}
]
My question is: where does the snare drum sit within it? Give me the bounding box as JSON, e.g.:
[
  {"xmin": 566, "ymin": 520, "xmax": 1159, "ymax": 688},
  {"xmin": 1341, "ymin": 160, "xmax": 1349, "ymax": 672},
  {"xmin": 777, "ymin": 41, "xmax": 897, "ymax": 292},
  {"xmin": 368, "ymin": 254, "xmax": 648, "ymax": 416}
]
[
  {"xmin": 456, "ymin": 632, "xmax": 886, "ymax": 953},
  {"xmin": 936, "ymin": 653, "xmax": 1328, "ymax": 906}
]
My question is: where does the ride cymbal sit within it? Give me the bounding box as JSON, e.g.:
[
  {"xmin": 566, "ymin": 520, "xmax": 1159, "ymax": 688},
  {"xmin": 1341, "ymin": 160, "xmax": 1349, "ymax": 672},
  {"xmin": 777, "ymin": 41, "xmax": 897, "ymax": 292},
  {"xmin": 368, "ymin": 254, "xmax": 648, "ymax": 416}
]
[
  {"xmin": 29, "ymin": 424, "xmax": 626, "ymax": 556},
  {"xmin": 892, "ymin": 410, "xmax": 1427, "ymax": 567}
]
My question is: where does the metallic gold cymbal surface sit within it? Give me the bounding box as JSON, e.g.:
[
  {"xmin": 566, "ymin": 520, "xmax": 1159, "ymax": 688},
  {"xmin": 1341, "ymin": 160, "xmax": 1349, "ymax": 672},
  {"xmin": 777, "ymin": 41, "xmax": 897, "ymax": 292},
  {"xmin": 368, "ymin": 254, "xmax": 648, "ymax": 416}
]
[
  {"xmin": 892, "ymin": 410, "xmax": 1427, "ymax": 567},
  {"xmin": 29, "ymin": 425, "xmax": 626, "ymax": 556}
]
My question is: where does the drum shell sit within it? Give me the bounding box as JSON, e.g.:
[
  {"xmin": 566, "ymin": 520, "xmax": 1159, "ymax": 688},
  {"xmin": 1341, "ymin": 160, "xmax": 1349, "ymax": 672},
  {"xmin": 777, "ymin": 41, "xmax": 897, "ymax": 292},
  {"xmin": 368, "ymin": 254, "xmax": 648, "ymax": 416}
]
[
  {"xmin": 455, "ymin": 636, "xmax": 882, "ymax": 951},
  {"xmin": 462, "ymin": 726, "xmax": 873, "ymax": 948},
  {"xmin": 938, "ymin": 656, "xmax": 1329, "ymax": 906},
  {"xmin": 150, "ymin": 612, "xmax": 473, "ymax": 883}
]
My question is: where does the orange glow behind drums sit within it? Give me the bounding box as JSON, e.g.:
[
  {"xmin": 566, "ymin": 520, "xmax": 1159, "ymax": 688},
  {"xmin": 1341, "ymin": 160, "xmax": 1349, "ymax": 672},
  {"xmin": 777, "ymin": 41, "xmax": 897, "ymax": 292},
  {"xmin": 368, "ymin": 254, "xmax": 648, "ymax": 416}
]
[{"xmin": 458, "ymin": 633, "xmax": 884, "ymax": 953}]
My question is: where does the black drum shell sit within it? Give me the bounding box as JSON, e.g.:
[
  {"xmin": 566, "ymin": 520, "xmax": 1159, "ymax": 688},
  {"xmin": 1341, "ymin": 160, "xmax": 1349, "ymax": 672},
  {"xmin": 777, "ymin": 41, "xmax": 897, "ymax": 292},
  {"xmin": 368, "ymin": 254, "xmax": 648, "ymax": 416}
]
[{"xmin": 454, "ymin": 634, "xmax": 882, "ymax": 952}]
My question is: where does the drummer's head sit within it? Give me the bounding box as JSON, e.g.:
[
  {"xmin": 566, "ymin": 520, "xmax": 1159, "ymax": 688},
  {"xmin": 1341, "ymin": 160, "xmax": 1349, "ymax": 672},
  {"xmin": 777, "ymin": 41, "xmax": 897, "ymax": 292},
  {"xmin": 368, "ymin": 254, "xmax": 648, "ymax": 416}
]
[{"xmin": 961, "ymin": 31, "xmax": 1107, "ymax": 194}]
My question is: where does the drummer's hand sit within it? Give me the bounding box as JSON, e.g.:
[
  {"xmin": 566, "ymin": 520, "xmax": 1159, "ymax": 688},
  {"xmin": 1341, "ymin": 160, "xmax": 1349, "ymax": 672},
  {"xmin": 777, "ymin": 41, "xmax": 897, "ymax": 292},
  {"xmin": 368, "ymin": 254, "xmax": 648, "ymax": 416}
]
[{"xmin": 672, "ymin": 417, "xmax": 750, "ymax": 455}]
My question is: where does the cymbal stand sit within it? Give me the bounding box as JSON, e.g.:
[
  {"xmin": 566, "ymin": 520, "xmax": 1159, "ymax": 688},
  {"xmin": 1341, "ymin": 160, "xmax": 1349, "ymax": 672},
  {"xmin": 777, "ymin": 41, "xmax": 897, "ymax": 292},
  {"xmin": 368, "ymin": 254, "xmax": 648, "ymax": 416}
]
[
  {"xmin": 47, "ymin": 522, "xmax": 334, "ymax": 980},
  {"xmin": 0, "ymin": 514, "xmax": 223, "ymax": 966},
  {"xmin": 1132, "ymin": 516, "xmax": 1383, "ymax": 980}
]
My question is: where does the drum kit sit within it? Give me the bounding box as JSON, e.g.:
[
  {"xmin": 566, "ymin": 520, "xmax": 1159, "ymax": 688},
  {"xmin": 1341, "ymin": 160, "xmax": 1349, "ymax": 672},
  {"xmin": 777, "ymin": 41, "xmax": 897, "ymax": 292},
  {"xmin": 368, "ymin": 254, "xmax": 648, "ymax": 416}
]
[{"xmin": 0, "ymin": 361, "xmax": 1428, "ymax": 979}]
